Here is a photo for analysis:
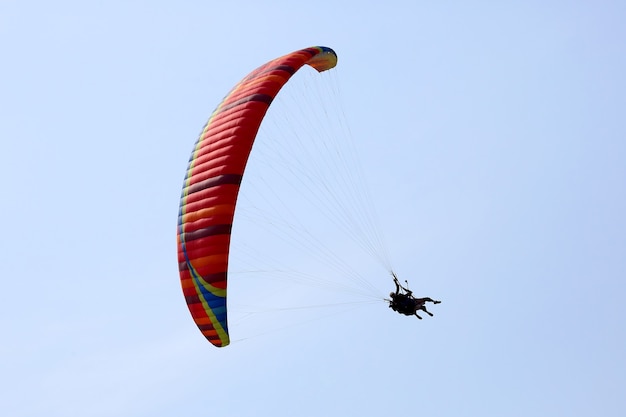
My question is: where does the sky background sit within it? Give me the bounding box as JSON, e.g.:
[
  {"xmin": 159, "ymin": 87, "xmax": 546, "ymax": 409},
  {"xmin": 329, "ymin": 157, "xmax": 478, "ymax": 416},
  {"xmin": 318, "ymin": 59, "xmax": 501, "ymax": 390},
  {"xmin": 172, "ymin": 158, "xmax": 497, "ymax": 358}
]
[{"xmin": 2, "ymin": 1, "xmax": 625, "ymax": 416}]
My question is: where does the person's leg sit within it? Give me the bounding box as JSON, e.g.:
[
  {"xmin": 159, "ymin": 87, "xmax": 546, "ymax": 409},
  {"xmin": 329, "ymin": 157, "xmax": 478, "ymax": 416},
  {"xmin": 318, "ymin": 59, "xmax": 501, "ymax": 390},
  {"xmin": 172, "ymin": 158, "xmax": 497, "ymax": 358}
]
[{"xmin": 419, "ymin": 306, "xmax": 434, "ymax": 317}]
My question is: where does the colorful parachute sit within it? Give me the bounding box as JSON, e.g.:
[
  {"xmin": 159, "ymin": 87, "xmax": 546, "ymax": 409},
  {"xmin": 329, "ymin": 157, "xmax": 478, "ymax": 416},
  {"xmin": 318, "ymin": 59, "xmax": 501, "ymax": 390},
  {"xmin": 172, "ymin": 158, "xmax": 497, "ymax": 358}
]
[{"xmin": 177, "ymin": 46, "xmax": 338, "ymax": 347}]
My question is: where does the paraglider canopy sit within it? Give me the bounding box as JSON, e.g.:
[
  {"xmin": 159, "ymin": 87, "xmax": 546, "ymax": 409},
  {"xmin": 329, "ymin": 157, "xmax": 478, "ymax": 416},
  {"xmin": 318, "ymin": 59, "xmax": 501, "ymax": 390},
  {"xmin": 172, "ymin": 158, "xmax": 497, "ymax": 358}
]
[{"xmin": 177, "ymin": 46, "xmax": 338, "ymax": 347}]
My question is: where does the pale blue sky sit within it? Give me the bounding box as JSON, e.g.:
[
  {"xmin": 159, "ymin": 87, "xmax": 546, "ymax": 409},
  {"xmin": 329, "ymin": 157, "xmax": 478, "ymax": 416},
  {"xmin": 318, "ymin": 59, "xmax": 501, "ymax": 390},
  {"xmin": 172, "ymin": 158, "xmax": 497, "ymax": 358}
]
[{"xmin": 1, "ymin": 1, "xmax": 625, "ymax": 416}]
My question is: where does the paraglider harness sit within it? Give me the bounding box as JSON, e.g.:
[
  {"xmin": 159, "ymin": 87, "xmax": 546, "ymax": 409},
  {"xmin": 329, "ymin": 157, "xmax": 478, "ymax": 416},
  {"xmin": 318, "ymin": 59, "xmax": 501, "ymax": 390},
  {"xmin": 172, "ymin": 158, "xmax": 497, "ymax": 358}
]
[{"xmin": 387, "ymin": 273, "xmax": 420, "ymax": 315}]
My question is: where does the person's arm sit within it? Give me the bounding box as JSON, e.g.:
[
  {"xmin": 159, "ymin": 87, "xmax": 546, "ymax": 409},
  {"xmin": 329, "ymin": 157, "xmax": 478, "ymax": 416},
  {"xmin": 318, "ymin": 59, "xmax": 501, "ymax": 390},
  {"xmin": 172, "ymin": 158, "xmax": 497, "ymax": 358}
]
[
  {"xmin": 398, "ymin": 279, "xmax": 411, "ymax": 294},
  {"xmin": 392, "ymin": 272, "xmax": 401, "ymax": 293}
]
